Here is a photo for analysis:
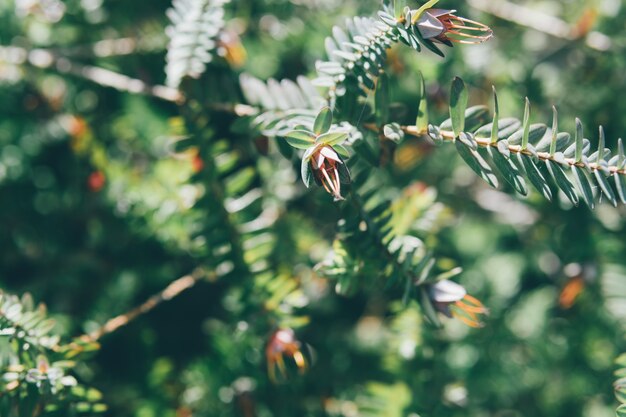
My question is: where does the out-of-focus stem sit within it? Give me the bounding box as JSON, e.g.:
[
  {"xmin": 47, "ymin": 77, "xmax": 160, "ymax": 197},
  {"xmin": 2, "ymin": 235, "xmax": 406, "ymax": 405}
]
[
  {"xmin": 83, "ymin": 268, "xmax": 213, "ymax": 342},
  {"xmin": 0, "ymin": 45, "xmax": 183, "ymax": 102}
]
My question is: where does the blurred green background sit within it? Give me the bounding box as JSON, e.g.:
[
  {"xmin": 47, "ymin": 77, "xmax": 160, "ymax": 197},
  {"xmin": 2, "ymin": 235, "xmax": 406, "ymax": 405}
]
[{"xmin": 1, "ymin": 0, "xmax": 625, "ymax": 416}]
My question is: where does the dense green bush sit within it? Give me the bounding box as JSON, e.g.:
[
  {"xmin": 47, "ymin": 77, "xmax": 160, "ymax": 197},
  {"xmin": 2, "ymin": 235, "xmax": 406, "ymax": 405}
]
[{"xmin": 1, "ymin": 0, "xmax": 625, "ymax": 416}]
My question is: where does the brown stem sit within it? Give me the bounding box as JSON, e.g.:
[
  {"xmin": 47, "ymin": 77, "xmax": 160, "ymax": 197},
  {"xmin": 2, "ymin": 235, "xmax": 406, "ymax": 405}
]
[
  {"xmin": 82, "ymin": 268, "xmax": 213, "ymax": 342},
  {"xmin": 400, "ymin": 123, "xmax": 626, "ymax": 176}
]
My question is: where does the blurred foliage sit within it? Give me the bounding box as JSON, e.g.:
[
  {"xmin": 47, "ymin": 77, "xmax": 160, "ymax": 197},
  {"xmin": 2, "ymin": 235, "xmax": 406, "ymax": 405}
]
[
  {"xmin": 0, "ymin": 291, "xmax": 104, "ymax": 415},
  {"xmin": 1, "ymin": 0, "xmax": 626, "ymax": 417}
]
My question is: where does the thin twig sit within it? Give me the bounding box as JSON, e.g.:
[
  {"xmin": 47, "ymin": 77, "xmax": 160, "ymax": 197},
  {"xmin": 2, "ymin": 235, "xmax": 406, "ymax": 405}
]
[
  {"xmin": 364, "ymin": 121, "xmax": 625, "ymax": 175},
  {"xmin": 0, "ymin": 44, "xmax": 263, "ymax": 115},
  {"xmin": 83, "ymin": 268, "xmax": 213, "ymax": 342},
  {"xmin": 58, "ymin": 59, "xmax": 184, "ymax": 102},
  {"xmin": 467, "ymin": 0, "xmax": 612, "ymax": 51}
]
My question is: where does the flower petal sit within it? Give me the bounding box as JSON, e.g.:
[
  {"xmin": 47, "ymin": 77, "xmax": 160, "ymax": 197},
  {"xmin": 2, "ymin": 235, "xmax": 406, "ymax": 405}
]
[
  {"xmin": 430, "ymin": 279, "xmax": 467, "ymax": 303},
  {"xmin": 427, "ymin": 9, "xmax": 457, "ymax": 18},
  {"xmin": 320, "ymin": 145, "xmax": 342, "ymax": 163},
  {"xmin": 416, "ymin": 12, "xmax": 446, "ymax": 39},
  {"xmin": 314, "ymin": 150, "xmax": 326, "ymax": 169}
]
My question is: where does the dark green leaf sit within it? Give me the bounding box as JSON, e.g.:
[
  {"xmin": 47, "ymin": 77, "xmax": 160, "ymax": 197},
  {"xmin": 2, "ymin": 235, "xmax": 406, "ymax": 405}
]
[
  {"xmin": 487, "ymin": 146, "xmax": 528, "ymax": 195},
  {"xmin": 508, "ymin": 124, "xmax": 547, "ymax": 146},
  {"xmin": 418, "ymin": 33, "xmax": 445, "ymax": 57},
  {"xmin": 334, "ymin": 144, "xmax": 350, "ymax": 159},
  {"xmin": 378, "ymin": 11, "xmax": 398, "ymax": 27},
  {"xmin": 402, "ymin": 274, "xmax": 415, "ymax": 306},
  {"xmin": 420, "ymin": 287, "xmax": 442, "ymax": 328},
  {"xmin": 416, "ymin": 257, "xmax": 436, "ymax": 285},
  {"xmin": 572, "ymin": 165, "xmax": 595, "ymax": 209},
  {"xmin": 416, "ymin": 72, "xmax": 429, "ymax": 132},
  {"xmin": 456, "ymin": 139, "xmax": 499, "ymax": 188},
  {"xmin": 521, "ymin": 98, "xmax": 531, "ymax": 150},
  {"xmin": 597, "ymin": 126, "xmax": 606, "ymax": 163},
  {"xmin": 450, "ymin": 77, "xmax": 468, "ymax": 138},
  {"xmin": 575, "ymin": 118, "xmax": 584, "ymax": 163},
  {"xmin": 440, "ymin": 106, "xmax": 489, "ymax": 133},
  {"xmin": 475, "ymin": 118, "xmax": 522, "ymax": 141},
  {"xmin": 550, "ymin": 106, "xmax": 558, "ymax": 155},
  {"xmin": 491, "ymin": 86, "xmax": 499, "ymax": 144},
  {"xmin": 464, "ymin": 105, "xmax": 490, "ymax": 133},
  {"xmin": 375, "ymin": 73, "xmax": 390, "ymax": 126},
  {"xmin": 564, "ymin": 138, "xmax": 590, "ymax": 159},
  {"xmin": 317, "ymin": 132, "xmax": 349, "ymax": 146},
  {"xmin": 301, "ymin": 157, "xmax": 313, "ymax": 188},
  {"xmin": 546, "ymin": 160, "xmax": 579, "ymax": 205},
  {"xmin": 457, "ymin": 132, "xmax": 477, "ymax": 150},
  {"xmin": 338, "ymin": 162, "xmax": 351, "ymax": 184},
  {"xmin": 594, "ymin": 170, "xmax": 617, "ymax": 207},
  {"xmin": 275, "ymin": 136, "xmax": 294, "ymax": 159},
  {"xmin": 521, "ymin": 154, "xmax": 552, "ymax": 201},
  {"xmin": 284, "ymin": 130, "xmax": 316, "ymax": 149},
  {"xmin": 615, "ymin": 173, "xmax": 626, "ymax": 204},
  {"xmin": 537, "ymin": 132, "xmax": 571, "ymax": 153},
  {"xmin": 313, "ymin": 107, "xmax": 333, "ymax": 135}
]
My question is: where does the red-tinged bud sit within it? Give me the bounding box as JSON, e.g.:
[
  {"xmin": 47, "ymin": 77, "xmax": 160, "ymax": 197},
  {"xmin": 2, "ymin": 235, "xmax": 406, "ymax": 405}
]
[
  {"xmin": 266, "ymin": 328, "xmax": 307, "ymax": 383},
  {"xmin": 429, "ymin": 280, "xmax": 488, "ymax": 328},
  {"xmin": 416, "ymin": 9, "xmax": 492, "ymax": 45},
  {"xmin": 310, "ymin": 145, "xmax": 350, "ymax": 201}
]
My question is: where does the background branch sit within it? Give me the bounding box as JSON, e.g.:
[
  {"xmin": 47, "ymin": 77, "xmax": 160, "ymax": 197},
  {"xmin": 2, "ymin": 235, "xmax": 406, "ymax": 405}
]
[
  {"xmin": 0, "ymin": 45, "xmax": 183, "ymax": 102},
  {"xmin": 83, "ymin": 268, "xmax": 213, "ymax": 342}
]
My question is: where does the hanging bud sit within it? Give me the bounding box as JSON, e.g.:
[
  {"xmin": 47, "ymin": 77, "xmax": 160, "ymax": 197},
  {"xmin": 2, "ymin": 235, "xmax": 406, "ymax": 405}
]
[
  {"xmin": 309, "ymin": 145, "xmax": 350, "ymax": 201},
  {"xmin": 265, "ymin": 328, "xmax": 308, "ymax": 383},
  {"xmin": 415, "ymin": 9, "xmax": 493, "ymax": 45},
  {"xmin": 429, "ymin": 280, "xmax": 488, "ymax": 328}
]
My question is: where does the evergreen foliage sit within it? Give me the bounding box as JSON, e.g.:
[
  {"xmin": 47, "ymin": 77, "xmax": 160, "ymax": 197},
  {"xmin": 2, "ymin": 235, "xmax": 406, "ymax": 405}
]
[{"xmin": 1, "ymin": 0, "xmax": 625, "ymax": 416}]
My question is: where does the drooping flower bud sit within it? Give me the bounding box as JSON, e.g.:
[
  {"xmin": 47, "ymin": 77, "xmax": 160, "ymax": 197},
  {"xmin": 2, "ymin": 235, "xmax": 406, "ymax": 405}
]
[
  {"xmin": 429, "ymin": 280, "xmax": 488, "ymax": 328},
  {"xmin": 310, "ymin": 145, "xmax": 350, "ymax": 201},
  {"xmin": 265, "ymin": 328, "xmax": 308, "ymax": 382},
  {"xmin": 416, "ymin": 9, "xmax": 493, "ymax": 45}
]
